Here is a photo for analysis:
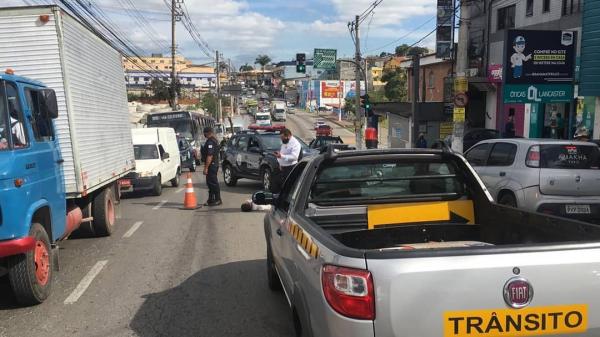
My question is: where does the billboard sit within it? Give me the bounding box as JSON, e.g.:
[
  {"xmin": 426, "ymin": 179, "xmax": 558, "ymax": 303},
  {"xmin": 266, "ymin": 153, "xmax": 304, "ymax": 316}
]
[
  {"xmin": 321, "ymin": 81, "xmax": 341, "ymax": 99},
  {"xmin": 504, "ymin": 30, "xmax": 577, "ymax": 84}
]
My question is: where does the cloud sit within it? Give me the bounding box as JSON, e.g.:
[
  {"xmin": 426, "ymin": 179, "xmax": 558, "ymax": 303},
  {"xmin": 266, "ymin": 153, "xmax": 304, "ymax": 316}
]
[{"xmin": 329, "ymin": 0, "xmax": 436, "ymax": 26}]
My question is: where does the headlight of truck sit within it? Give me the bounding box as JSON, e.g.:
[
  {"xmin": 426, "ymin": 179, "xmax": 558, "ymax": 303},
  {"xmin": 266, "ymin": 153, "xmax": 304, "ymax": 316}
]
[{"xmin": 138, "ymin": 171, "xmax": 155, "ymax": 178}]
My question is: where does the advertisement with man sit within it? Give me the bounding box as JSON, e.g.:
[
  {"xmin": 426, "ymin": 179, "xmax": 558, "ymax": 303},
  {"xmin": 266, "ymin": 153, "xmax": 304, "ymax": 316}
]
[{"xmin": 504, "ymin": 29, "xmax": 577, "ymax": 85}]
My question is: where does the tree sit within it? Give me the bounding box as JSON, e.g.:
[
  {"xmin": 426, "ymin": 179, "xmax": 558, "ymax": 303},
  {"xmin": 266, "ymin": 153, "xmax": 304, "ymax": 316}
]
[
  {"xmin": 255, "ymin": 54, "xmax": 271, "ymax": 85},
  {"xmin": 381, "ymin": 67, "xmax": 408, "ymax": 101},
  {"xmin": 394, "ymin": 43, "xmax": 429, "ymax": 57},
  {"xmin": 379, "ymin": 51, "xmax": 393, "ymax": 57},
  {"xmin": 149, "ymin": 79, "xmax": 170, "ymax": 101},
  {"xmin": 201, "ymin": 93, "xmax": 218, "ymax": 117},
  {"xmin": 344, "ymin": 97, "xmax": 356, "ymax": 116},
  {"xmin": 239, "ymin": 63, "xmax": 254, "ymax": 72}
]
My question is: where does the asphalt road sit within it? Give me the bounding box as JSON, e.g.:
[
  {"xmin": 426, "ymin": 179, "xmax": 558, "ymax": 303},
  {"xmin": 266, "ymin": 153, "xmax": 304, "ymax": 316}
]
[
  {"xmin": 286, "ymin": 109, "xmax": 355, "ymax": 145},
  {"xmin": 0, "ymin": 114, "xmax": 297, "ymax": 337}
]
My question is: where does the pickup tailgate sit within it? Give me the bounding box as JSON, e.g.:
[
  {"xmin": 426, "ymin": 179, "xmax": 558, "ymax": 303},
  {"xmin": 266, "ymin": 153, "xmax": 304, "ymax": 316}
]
[{"xmin": 367, "ymin": 247, "xmax": 600, "ymax": 337}]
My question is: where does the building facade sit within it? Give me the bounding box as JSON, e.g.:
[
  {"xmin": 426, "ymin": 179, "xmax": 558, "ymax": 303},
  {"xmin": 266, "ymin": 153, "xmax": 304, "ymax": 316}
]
[{"xmin": 466, "ymin": 0, "xmax": 584, "ymax": 138}]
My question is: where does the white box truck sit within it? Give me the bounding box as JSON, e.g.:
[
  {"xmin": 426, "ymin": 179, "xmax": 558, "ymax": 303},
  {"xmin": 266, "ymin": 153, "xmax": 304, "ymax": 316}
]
[
  {"xmin": 0, "ymin": 5, "xmax": 134, "ymax": 304},
  {"xmin": 270, "ymin": 101, "xmax": 286, "ymax": 121}
]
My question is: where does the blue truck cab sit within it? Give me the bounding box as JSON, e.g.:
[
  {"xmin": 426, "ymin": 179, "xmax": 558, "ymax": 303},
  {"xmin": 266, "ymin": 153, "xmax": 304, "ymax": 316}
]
[{"xmin": 0, "ymin": 71, "xmax": 67, "ymax": 305}]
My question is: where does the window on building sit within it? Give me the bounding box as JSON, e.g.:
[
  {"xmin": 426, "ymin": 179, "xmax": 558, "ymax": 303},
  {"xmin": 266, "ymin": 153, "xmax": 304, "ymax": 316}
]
[
  {"xmin": 144, "ymin": 77, "xmax": 149, "ymax": 81},
  {"xmin": 155, "ymin": 66, "xmax": 159, "ymax": 70},
  {"xmin": 543, "ymin": 0, "xmax": 551, "ymax": 12},
  {"xmin": 160, "ymin": 60, "xmax": 164, "ymax": 63},
  {"xmin": 497, "ymin": 5, "xmax": 516, "ymax": 30},
  {"xmin": 427, "ymin": 71, "xmax": 435, "ymax": 88},
  {"xmin": 187, "ymin": 77, "xmax": 192, "ymax": 82},
  {"xmin": 562, "ymin": 0, "xmax": 581, "ymax": 15},
  {"xmin": 526, "ymin": 0, "xmax": 534, "ymax": 16},
  {"xmin": 133, "ymin": 77, "xmax": 139, "ymax": 81}
]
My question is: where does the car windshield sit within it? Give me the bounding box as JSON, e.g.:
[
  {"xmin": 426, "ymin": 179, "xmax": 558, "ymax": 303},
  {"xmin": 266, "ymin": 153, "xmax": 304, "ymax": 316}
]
[
  {"xmin": 134, "ymin": 144, "xmax": 159, "ymax": 160},
  {"xmin": 540, "ymin": 144, "xmax": 600, "ymax": 169},
  {"xmin": 256, "ymin": 115, "xmax": 269, "ymax": 120},
  {"xmin": 311, "ymin": 160, "xmax": 466, "ymax": 203},
  {"xmin": 275, "ymin": 109, "xmax": 285, "ymax": 113},
  {"xmin": 149, "ymin": 120, "xmax": 192, "ymax": 139}
]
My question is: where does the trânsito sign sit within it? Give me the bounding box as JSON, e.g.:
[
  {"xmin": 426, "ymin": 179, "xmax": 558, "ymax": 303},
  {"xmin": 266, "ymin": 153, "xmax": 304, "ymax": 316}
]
[{"xmin": 504, "ymin": 30, "xmax": 577, "ymax": 84}]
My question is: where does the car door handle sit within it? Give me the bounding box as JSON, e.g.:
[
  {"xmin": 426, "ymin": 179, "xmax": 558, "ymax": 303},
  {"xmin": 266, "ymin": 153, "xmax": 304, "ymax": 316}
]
[
  {"xmin": 499, "ymin": 172, "xmax": 506, "ymax": 177},
  {"xmin": 276, "ymin": 228, "xmax": 283, "ymax": 236}
]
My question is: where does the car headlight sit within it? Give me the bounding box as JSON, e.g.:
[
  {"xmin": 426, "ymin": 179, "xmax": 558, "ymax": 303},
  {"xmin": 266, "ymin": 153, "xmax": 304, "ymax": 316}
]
[{"xmin": 138, "ymin": 171, "xmax": 154, "ymax": 177}]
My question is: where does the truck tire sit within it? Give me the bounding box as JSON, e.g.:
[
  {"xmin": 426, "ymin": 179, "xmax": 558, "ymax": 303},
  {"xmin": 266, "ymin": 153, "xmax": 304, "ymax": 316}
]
[
  {"xmin": 266, "ymin": 244, "xmax": 282, "ymax": 291},
  {"xmin": 92, "ymin": 186, "xmax": 117, "ymax": 237},
  {"xmin": 170, "ymin": 169, "xmax": 181, "ymax": 187},
  {"xmin": 152, "ymin": 175, "xmax": 162, "ymax": 196},
  {"xmin": 8, "ymin": 223, "xmax": 53, "ymax": 306},
  {"xmin": 223, "ymin": 163, "xmax": 237, "ymax": 187}
]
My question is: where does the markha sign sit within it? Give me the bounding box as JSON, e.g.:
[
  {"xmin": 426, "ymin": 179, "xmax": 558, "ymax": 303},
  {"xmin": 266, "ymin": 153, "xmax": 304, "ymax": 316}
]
[
  {"xmin": 504, "ymin": 30, "xmax": 577, "ymax": 85},
  {"xmin": 504, "ymin": 84, "xmax": 573, "ymax": 104}
]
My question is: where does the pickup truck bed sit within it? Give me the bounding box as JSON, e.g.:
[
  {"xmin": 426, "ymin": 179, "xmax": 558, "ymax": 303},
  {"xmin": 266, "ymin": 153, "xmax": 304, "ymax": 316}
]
[{"xmin": 260, "ymin": 149, "xmax": 600, "ymax": 337}]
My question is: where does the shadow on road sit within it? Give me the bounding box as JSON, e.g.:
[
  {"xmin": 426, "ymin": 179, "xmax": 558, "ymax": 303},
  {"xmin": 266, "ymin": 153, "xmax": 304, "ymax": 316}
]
[
  {"xmin": 0, "ymin": 275, "xmax": 19, "ymax": 310},
  {"xmin": 130, "ymin": 259, "xmax": 294, "ymax": 337}
]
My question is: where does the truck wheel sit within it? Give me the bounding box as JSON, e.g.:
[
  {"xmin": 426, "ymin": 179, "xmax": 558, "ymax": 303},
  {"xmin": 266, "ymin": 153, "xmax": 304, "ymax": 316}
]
[
  {"xmin": 223, "ymin": 164, "xmax": 237, "ymax": 187},
  {"xmin": 262, "ymin": 168, "xmax": 272, "ymax": 192},
  {"xmin": 266, "ymin": 244, "xmax": 282, "ymax": 291},
  {"xmin": 92, "ymin": 187, "xmax": 116, "ymax": 236},
  {"xmin": 8, "ymin": 223, "xmax": 53, "ymax": 306},
  {"xmin": 152, "ymin": 175, "xmax": 162, "ymax": 196},
  {"xmin": 170, "ymin": 169, "xmax": 181, "ymax": 187},
  {"xmin": 499, "ymin": 193, "xmax": 517, "ymax": 208}
]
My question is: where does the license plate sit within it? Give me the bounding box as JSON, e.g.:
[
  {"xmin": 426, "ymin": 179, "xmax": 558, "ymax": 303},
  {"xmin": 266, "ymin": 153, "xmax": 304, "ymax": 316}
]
[
  {"xmin": 119, "ymin": 179, "xmax": 131, "ymax": 187},
  {"xmin": 444, "ymin": 304, "xmax": 587, "ymax": 337},
  {"xmin": 566, "ymin": 205, "xmax": 591, "ymax": 214}
]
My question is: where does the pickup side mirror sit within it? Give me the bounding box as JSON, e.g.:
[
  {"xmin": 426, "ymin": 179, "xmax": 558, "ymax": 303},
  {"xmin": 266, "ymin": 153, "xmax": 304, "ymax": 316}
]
[
  {"xmin": 253, "ymin": 191, "xmax": 277, "ymax": 205},
  {"xmin": 162, "ymin": 152, "xmax": 170, "ymax": 160},
  {"xmin": 40, "ymin": 89, "xmax": 58, "ymax": 119}
]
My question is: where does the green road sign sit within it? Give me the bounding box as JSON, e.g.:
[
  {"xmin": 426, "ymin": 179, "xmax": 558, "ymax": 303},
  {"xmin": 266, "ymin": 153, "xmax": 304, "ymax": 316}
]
[
  {"xmin": 504, "ymin": 84, "xmax": 574, "ymax": 104},
  {"xmin": 313, "ymin": 48, "xmax": 337, "ymax": 70}
]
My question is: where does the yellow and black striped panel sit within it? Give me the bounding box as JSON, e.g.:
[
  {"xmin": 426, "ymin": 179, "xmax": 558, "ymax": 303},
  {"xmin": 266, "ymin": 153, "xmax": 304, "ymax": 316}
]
[{"xmin": 289, "ymin": 223, "xmax": 319, "ymax": 258}]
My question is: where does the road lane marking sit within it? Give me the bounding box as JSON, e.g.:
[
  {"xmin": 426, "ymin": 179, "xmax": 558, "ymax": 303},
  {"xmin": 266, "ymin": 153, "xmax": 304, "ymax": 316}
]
[
  {"xmin": 122, "ymin": 221, "xmax": 143, "ymax": 238},
  {"xmin": 176, "ymin": 187, "xmax": 185, "ymax": 193},
  {"xmin": 152, "ymin": 200, "xmax": 168, "ymax": 210},
  {"xmin": 64, "ymin": 260, "xmax": 108, "ymax": 304}
]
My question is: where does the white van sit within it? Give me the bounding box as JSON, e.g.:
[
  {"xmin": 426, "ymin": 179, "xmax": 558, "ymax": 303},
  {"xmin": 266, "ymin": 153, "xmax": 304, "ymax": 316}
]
[
  {"xmin": 128, "ymin": 128, "xmax": 181, "ymax": 196},
  {"xmin": 255, "ymin": 112, "xmax": 272, "ymax": 127},
  {"xmin": 271, "ymin": 101, "xmax": 287, "ymax": 121}
]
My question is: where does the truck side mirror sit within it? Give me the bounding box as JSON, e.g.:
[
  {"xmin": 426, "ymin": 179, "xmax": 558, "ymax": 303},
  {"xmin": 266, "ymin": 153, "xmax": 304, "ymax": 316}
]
[
  {"xmin": 40, "ymin": 89, "xmax": 58, "ymax": 119},
  {"xmin": 162, "ymin": 152, "xmax": 170, "ymax": 160}
]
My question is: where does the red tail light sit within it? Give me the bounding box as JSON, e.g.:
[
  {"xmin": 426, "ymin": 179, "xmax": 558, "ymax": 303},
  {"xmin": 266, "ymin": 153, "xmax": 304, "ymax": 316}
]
[
  {"xmin": 321, "ymin": 265, "xmax": 375, "ymax": 320},
  {"xmin": 526, "ymin": 145, "xmax": 540, "ymax": 167}
]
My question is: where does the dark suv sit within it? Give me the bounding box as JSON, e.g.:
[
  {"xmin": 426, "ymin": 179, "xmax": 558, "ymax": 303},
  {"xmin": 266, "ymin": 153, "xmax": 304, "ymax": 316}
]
[{"xmin": 221, "ymin": 131, "xmax": 314, "ymax": 190}]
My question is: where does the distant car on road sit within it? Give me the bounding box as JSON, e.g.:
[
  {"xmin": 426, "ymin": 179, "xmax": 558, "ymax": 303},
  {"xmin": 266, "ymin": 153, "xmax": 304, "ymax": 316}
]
[
  {"xmin": 465, "ymin": 138, "xmax": 600, "ymax": 222},
  {"xmin": 314, "ymin": 120, "xmax": 327, "ymax": 129},
  {"xmin": 309, "ymin": 136, "xmax": 343, "ymax": 152},
  {"xmin": 221, "ymin": 128, "xmax": 315, "ymax": 190},
  {"xmin": 315, "ymin": 124, "xmax": 333, "ymax": 137}
]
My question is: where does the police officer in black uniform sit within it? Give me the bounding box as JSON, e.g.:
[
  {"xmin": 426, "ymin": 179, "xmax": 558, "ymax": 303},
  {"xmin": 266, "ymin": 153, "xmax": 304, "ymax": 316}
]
[{"xmin": 201, "ymin": 127, "xmax": 222, "ymax": 206}]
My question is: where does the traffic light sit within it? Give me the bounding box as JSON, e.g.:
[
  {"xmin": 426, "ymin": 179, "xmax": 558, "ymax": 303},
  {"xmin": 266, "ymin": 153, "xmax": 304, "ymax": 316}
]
[
  {"xmin": 360, "ymin": 94, "xmax": 371, "ymax": 110},
  {"xmin": 296, "ymin": 53, "xmax": 306, "ymax": 73}
]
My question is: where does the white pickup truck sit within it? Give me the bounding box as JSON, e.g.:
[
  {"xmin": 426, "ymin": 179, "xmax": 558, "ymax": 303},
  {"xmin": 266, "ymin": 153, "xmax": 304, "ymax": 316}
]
[{"xmin": 255, "ymin": 147, "xmax": 600, "ymax": 337}]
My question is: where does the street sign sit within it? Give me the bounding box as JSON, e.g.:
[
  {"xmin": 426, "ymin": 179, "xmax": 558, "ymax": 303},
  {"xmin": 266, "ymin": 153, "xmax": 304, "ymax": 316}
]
[
  {"xmin": 503, "ymin": 84, "xmax": 573, "ymax": 103},
  {"xmin": 454, "ymin": 77, "xmax": 468, "ymax": 93},
  {"xmin": 313, "ymin": 49, "xmax": 337, "ymax": 70},
  {"xmin": 454, "ymin": 93, "xmax": 468, "ymax": 107},
  {"xmin": 453, "ymin": 107, "xmax": 465, "ymax": 122}
]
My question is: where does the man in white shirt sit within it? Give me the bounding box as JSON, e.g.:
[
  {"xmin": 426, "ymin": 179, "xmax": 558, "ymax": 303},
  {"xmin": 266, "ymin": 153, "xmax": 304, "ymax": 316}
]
[{"xmin": 274, "ymin": 128, "xmax": 301, "ymax": 191}]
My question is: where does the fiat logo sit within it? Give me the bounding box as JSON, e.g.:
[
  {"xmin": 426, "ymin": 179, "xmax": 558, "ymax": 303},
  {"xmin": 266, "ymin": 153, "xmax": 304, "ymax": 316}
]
[{"xmin": 503, "ymin": 277, "xmax": 534, "ymax": 309}]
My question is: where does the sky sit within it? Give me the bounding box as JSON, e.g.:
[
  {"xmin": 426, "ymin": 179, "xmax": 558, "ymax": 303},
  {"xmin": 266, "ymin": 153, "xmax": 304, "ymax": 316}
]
[{"xmin": 5, "ymin": 0, "xmax": 440, "ymax": 69}]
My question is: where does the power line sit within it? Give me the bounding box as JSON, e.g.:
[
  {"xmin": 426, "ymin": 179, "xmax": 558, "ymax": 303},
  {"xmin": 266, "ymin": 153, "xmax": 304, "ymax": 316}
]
[{"xmin": 365, "ymin": 16, "xmax": 435, "ymax": 53}]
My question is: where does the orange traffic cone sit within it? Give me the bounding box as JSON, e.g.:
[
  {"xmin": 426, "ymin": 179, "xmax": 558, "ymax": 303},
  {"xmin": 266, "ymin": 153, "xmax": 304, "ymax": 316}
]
[{"xmin": 181, "ymin": 173, "xmax": 201, "ymax": 210}]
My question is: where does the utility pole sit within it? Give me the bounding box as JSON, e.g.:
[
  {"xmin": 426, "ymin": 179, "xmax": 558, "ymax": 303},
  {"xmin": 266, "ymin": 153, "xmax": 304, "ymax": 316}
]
[
  {"xmin": 451, "ymin": 0, "xmax": 470, "ymax": 153},
  {"xmin": 171, "ymin": 0, "xmax": 178, "ymax": 110},
  {"xmin": 411, "ymin": 55, "xmax": 420, "ymax": 147},
  {"xmin": 353, "ymin": 15, "xmax": 363, "ymax": 150},
  {"xmin": 216, "ymin": 50, "xmax": 221, "ymax": 123}
]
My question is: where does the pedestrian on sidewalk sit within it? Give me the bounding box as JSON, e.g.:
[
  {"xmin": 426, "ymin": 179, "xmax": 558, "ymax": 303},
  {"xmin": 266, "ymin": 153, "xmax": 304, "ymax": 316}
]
[
  {"xmin": 274, "ymin": 128, "xmax": 301, "ymax": 193},
  {"xmin": 201, "ymin": 127, "xmax": 222, "ymax": 206}
]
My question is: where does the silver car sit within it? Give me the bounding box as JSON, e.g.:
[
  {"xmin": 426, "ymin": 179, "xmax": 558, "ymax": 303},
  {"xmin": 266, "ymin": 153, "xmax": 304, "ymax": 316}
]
[{"xmin": 465, "ymin": 138, "xmax": 600, "ymax": 221}]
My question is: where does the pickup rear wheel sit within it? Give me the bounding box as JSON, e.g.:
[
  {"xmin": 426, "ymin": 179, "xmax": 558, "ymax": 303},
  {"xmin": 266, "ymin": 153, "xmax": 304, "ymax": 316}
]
[
  {"xmin": 266, "ymin": 244, "xmax": 282, "ymax": 291},
  {"xmin": 8, "ymin": 223, "xmax": 53, "ymax": 306},
  {"xmin": 223, "ymin": 164, "xmax": 237, "ymax": 187},
  {"xmin": 92, "ymin": 186, "xmax": 117, "ymax": 236}
]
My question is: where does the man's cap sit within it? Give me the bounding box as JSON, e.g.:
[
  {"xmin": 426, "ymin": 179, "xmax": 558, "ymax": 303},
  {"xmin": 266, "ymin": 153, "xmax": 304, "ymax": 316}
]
[
  {"xmin": 203, "ymin": 126, "xmax": 213, "ymax": 134},
  {"xmin": 514, "ymin": 36, "xmax": 526, "ymax": 45}
]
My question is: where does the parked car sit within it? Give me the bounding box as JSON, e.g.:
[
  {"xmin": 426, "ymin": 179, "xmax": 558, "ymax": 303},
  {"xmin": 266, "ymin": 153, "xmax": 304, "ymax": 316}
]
[
  {"xmin": 123, "ymin": 128, "xmax": 181, "ymax": 196},
  {"xmin": 221, "ymin": 129, "xmax": 316, "ymax": 190},
  {"xmin": 309, "ymin": 136, "xmax": 344, "ymax": 153},
  {"xmin": 465, "ymin": 138, "xmax": 600, "ymax": 222},
  {"xmin": 177, "ymin": 136, "xmax": 196, "ymax": 172},
  {"xmin": 463, "ymin": 128, "xmax": 501, "ymax": 151},
  {"xmin": 254, "ymin": 147, "xmax": 600, "ymax": 337}
]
